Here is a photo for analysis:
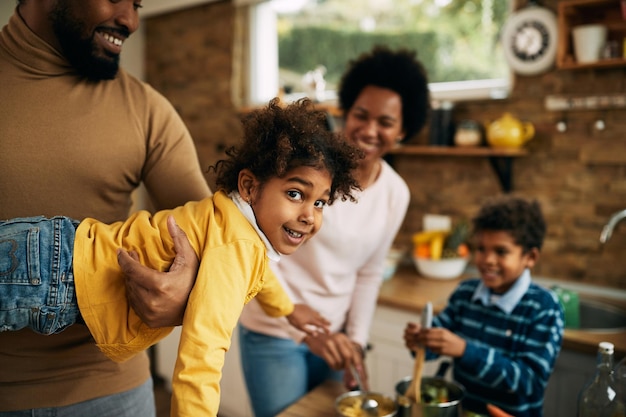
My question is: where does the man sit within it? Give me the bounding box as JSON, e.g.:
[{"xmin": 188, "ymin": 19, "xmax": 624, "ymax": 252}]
[{"xmin": 0, "ymin": 1, "xmax": 211, "ymax": 415}]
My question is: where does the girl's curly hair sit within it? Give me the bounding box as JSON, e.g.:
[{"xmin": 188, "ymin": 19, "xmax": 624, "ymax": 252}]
[
  {"xmin": 472, "ymin": 196, "xmax": 546, "ymax": 252},
  {"xmin": 338, "ymin": 45, "xmax": 430, "ymax": 142},
  {"xmin": 213, "ymin": 98, "xmax": 361, "ymax": 204}
]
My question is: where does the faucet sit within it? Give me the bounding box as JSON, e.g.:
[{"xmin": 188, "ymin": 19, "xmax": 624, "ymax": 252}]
[{"xmin": 600, "ymin": 209, "xmax": 626, "ymax": 243}]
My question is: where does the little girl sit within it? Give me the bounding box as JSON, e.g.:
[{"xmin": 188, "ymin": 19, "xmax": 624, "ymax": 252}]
[{"xmin": 0, "ymin": 98, "xmax": 361, "ymax": 417}]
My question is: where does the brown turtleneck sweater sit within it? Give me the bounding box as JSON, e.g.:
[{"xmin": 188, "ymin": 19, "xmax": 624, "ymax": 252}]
[{"xmin": 0, "ymin": 10, "xmax": 211, "ymax": 410}]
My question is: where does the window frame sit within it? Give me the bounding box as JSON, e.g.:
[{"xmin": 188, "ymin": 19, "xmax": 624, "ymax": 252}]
[{"xmin": 247, "ymin": 1, "xmax": 513, "ymax": 106}]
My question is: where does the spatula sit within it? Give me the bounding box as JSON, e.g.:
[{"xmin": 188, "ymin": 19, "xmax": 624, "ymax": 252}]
[{"xmin": 404, "ymin": 302, "xmax": 432, "ymax": 403}]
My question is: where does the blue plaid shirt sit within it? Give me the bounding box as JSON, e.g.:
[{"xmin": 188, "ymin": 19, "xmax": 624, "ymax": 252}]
[{"xmin": 427, "ymin": 269, "xmax": 564, "ymax": 416}]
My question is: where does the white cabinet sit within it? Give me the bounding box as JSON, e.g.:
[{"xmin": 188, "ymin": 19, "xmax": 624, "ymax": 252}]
[{"xmin": 366, "ymin": 305, "xmax": 445, "ymax": 397}]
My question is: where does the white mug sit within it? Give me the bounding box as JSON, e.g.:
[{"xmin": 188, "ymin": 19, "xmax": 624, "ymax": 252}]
[{"xmin": 572, "ymin": 24, "xmax": 607, "ymax": 63}]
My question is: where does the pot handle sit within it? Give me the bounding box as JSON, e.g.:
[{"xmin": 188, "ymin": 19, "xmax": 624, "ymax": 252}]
[{"xmin": 434, "ymin": 360, "xmax": 451, "ymax": 378}]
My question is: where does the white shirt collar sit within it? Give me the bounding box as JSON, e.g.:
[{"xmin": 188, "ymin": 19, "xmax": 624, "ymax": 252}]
[
  {"xmin": 471, "ymin": 268, "xmax": 532, "ymax": 314},
  {"xmin": 229, "ymin": 191, "xmax": 281, "ymax": 262}
]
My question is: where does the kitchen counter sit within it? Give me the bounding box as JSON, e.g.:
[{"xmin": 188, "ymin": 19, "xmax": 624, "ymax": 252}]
[
  {"xmin": 379, "ymin": 266, "xmax": 626, "ymax": 356},
  {"xmin": 276, "ymin": 379, "xmax": 345, "ymax": 417},
  {"xmin": 277, "ymin": 379, "xmax": 477, "ymax": 417}
]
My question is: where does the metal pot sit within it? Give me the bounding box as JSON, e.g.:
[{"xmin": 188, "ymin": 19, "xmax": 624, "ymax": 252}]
[
  {"xmin": 394, "ymin": 376, "xmax": 464, "ymax": 417},
  {"xmin": 335, "ymin": 390, "xmax": 398, "ymax": 417}
]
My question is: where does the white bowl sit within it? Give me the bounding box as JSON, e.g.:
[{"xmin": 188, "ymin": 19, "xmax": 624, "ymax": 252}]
[
  {"xmin": 413, "ymin": 257, "xmax": 468, "ymax": 280},
  {"xmin": 383, "ymin": 248, "xmax": 405, "ymax": 281}
]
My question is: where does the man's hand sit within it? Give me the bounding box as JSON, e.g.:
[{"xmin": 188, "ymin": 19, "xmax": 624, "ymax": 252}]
[{"xmin": 118, "ymin": 215, "xmax": 198, "ymax": 328}]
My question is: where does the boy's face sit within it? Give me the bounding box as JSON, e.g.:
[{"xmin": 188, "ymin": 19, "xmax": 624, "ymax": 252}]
[
  {"xmin": 247, "ymin": 166, "xmax": 332, "ymax": 255},
  {"xmin": 473, "ymin": 230, "xmax": 539, "ymax": 294}
]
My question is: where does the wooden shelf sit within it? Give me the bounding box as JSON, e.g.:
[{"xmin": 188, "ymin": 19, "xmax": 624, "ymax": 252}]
[
  {"xmin": 387, "ymin": 145, "xmax": 528, "ymax": 192},
  {"xmin": 557, "ymin": 0, "xmax": 626, "ymax": 70},
  {"xmin": 387, "ymin": 145, "xmax": 528, "ymax": 157}
]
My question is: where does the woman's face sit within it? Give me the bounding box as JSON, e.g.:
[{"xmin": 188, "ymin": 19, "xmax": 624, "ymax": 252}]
[{"xmin": 343, "ymin": 85, "xmax": 405, "ymax": 164}]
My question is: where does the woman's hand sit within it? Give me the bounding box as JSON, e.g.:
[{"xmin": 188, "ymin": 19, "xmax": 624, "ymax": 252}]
[
  {"xmin": 287, "ymin": 304, "xmax": 330, "ymax": 335},
  {"xmin": 304, "ymin": 332, "xmax": 360, "ymax": 370},
  {"xmin": 344, "ymin": 357, "xmax": 369, "ymax": 392},
  {"xmin": 118, "ymin": 215, "xmax": 198, "ymax": 327},
  {"xmin": 304, "ymin": 333, "xmax": 368, "ymax": 390}
]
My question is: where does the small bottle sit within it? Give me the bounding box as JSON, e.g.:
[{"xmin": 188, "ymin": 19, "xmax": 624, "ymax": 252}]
[
  {"xmin": 577, "ymin": 342, "xmax": 624, "ymax": 417},
  {"xmin": 615, "ymin": 354, "xmax": 626, "ymax": 404}
]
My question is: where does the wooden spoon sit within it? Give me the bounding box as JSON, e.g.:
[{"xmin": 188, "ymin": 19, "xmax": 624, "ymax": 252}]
[
  {"xmin": 404, "ymin": 346, "xmax": 425, "ymax": 403},
  {"xmin": 404, "ymin": 302, "xmax": 432, "ymax": 403}
]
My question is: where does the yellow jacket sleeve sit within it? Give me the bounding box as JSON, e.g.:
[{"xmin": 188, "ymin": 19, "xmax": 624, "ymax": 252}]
[
  {"xmin": 171, "ymin": 240, "xmax": 273, "ymax": 417},
  {"xmin": 254, "ymin": 269, "xmax": 294, "ymax": 317}
]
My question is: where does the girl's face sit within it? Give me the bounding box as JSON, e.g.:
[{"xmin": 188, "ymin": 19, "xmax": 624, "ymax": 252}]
[
  {"xmin": 246, "ymin": 166, "xmax": 332, "ymax": 255},
  {"xmin": 473, "ymin": 230, "xmax": 539, "ymax": 294},
  {"xmin": 344, "ymin": 85, "xmax": 405, "ymax": 165}
]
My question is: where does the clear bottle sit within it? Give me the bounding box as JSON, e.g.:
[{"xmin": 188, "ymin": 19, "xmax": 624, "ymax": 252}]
[
  {"xmin": 577, "ymin": 342, "xmax": 625, "ymax": 417},
  {"xmin": 615, "ymin": 354, "xmax": 626, "ymax": 405}
]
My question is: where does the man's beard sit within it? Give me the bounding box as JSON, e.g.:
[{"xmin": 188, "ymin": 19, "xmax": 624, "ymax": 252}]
[{"xmin": 50, "ymin": 3, "xmax": 121, "ymax": 81}]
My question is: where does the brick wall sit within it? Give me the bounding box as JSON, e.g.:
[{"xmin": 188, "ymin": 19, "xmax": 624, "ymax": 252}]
[
  {"xmin": 144, "ymin": 1, "xmax": 241, "ymax": 191},
  {"xmin": 144, "ymin": 0, "xmax": 626, "ymax": 289}
]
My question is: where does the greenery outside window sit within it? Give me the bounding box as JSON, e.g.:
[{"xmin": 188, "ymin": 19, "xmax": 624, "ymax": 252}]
[{"xmin": 249, "ymin": 0, "xmax": 511, "ymax": 105}]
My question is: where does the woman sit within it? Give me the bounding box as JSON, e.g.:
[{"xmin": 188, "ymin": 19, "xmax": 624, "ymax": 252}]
[{"xmin": 238, "ymin": 46, "xmax": 430, "ymax": 417}]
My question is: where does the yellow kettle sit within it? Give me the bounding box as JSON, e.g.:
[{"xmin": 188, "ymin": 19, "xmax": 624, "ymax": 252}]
[{"xmin": 486, "ymin": 113, "xmax": 535, "ymax": 148}]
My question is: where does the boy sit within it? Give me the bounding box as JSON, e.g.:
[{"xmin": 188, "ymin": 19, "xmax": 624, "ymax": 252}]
[{"xmin": 404, "ymin": 196, "xmax": 564, "ymax": 417}]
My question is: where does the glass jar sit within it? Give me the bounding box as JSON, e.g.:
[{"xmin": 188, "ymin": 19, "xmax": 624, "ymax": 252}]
[{"xmin": 454, "ymin": 120, "xmax": 482, "ymax": 147}]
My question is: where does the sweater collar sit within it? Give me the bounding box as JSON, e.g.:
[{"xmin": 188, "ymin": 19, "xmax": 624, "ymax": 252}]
[
  {"xmin": 1, "ymin": 9, "xmax": 76, "ymax": 77},
  {"xmin": 229, "ymin": 191, "xmax": 281, "ymax": 262},
  {"xmin": 471, "ymin": 268, "xmax": 531, "ymax": 314}
]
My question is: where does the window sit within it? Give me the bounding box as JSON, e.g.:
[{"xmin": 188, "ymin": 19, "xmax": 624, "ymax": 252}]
[{"xmin": 248, "ymin": 0, "xmax": 511, "ymax": 105}]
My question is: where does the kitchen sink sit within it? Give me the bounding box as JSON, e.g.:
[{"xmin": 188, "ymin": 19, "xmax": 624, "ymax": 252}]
[{"xmin": 575, "ymin": 298, "xmax": 626, "ymax": 332}]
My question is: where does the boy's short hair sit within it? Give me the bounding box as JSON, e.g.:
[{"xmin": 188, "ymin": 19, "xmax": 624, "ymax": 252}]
[{"xmin": 472, "ymin": 196, "xmax": 546, "ymax": 252}]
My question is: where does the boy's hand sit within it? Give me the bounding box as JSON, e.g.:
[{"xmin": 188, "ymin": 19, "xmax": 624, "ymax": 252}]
[
  {"xmin": 119, "ymin": 216, "xmax": 197, "ymax": 328},
  {"xmin": 403, "ymin": 321, "xmax": 424, "ymax": 352},
  {"xmin": 287, "ymin": 304, "xmax": 331, "ymax": 335},
  {"xmin": 421, "ymin": 327, "xmax": 466, "ymax": 358},
  {"xmin": 404, "ymin": 322, "xmax": 466, "ymax": 357}
]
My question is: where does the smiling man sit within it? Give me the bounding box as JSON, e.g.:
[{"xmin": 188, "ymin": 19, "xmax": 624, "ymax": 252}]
[
  {"xmin": 47, "ymin": 0, "xmax": 135, "ymax": 80},
  {"xmin": 0, "ymin": 0, "xmax": 211, "ymax": 415}
]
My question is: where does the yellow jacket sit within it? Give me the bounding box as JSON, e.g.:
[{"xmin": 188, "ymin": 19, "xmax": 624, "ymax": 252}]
[{"xmin": 74, "ymin": 191, "xmax": 294, "ymax": 416}]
